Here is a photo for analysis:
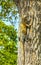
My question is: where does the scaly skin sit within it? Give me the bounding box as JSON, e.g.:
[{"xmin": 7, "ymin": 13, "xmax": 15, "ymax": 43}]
[{"xmin": 14, "ymin": 0, "xmax": 41, "ymax": 65}]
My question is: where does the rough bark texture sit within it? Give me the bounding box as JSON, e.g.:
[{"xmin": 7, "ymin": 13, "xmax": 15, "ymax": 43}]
[{"xmin": 14, "ymin": 0, "xmax": 41, "ymax": 65}]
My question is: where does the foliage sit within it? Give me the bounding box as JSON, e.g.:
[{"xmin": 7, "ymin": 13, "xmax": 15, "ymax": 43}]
[
  {"xmin": 0, "ymin": 0, "xmax": 19, "ymax": 25},
  {"xmin": 0, "ymin": 20, "xmax": 17, "ymax": 65}
]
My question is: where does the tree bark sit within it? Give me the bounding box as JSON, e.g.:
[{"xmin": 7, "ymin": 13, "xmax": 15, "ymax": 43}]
[{"xmin": 14, "ymin": 0, "xmax": 41, "ymax": 65}]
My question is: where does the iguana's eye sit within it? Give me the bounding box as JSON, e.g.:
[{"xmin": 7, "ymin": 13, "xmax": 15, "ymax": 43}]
[
  {"xmin": 26, "ymin": 20, "xmax": 31, "ymax": 25},
  {"xmin": 25, "ymin": 18, "xmax": 31, "ymax": 25}
]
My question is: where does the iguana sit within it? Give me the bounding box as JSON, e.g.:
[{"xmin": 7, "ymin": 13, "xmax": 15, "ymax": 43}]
[{"xmin": 14, "ymin": 0, "xmax": 41, "ymax": 65}]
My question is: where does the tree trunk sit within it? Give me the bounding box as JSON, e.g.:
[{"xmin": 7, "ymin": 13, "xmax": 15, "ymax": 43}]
[{"xmin": 14, "ymin": 0, "xmax": 41, "ymax": 65}]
